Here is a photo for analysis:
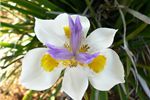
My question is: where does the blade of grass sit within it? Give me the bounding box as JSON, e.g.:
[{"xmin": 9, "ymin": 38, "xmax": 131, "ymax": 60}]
[
  {"xmin": 85, "ymin": 0, "xmax": 101, "ymax": 27},
  {"xmin": 10, "ymin": 0, "xmax": 47, "ymax": 13},
  {"xmin": 115, "ymin": 0, "xmax": 139, "ymax": 93},
  {"xmin": 22, "ymin": 90, "xmax": 33, "ymax": 100},
  {"xmin": 9, "ymin": 0, "xmax": 56, "ymax": 18},
  {"xmin": 90, "ymin": 87, "xmax": 96, "ymax": 100},
  {"xmin": 137, "ymin": 73, "xmax": 150, "ymax": 98},
  {"xmin": 0, "ymin": 42, "xmax": 22, "ymax": 49},
  {"xmin": 59, "ymin": 0, "xmax": 79, "ymax": 13},
  {"xmin": 36, "ymin": 0, "xmax": 64, "ymax": 11},
  {"xmin": 117, "ymin": 85, "xmax": 128, "ymax": 100},
  {"xmin": 1, "ymin": 22, "xmax": 27, "ymax": 30},
  {"xmin": 1, "ymin": 2, "xmax": 44, "ymax": 18},
  {"xmin": 119, "ymin": 5, "xmax": 150, "ymax": 24},
  {"xmin": 99, "ymin": 91, "xmax": 108, "ymax": 100},
  {"xmin": 114, "ymin": 23, "xmax": 148, "ymax": 47}
]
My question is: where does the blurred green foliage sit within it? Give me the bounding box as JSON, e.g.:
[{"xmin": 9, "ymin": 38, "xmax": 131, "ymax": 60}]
[{"xmin": 0, "ymin": 0, "xmax": 150, "ymax": 99}]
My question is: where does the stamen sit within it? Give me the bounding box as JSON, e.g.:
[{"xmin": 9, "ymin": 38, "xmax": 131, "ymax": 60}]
[
  {"xmin": 64, "ymin": 43, "xmax": 71, "ymax": 51},
  {"xmin": 80, "ymin": 44, "xmax": 90, "ymax": 52},
  {"xmin": 62, "ymin": 58, "xmax": 78, "ymax": 67}
]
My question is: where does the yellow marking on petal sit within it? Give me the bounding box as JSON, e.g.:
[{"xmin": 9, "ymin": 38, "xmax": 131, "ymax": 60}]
[
  {"xmin": 41, "ymin": 54, "xmax": 59, "ymax": 72},
  {"xmin": 88, "ymin": 55, "xmax": 106, "ymax": 73},
  {"xmin": 64, "ymin": 26, "xmax": 71, "ymax": 38}
]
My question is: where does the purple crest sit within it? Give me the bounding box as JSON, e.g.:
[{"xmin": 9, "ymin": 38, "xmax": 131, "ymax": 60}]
[{"xmin": 46, "ymin": 16, "xmax": 99, "ymax": 64}]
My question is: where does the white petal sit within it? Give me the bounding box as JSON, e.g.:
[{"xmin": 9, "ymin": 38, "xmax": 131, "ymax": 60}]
[
  {"xmin": 86, "ymin": 28, "xmax": 117, "ymax": 53},
  {"xmin": 89, "ymin": 49, "xmax": 125, "ymax": 91},
  {"xmin": 55, "ymin": 13, "xmax": 90, "ymax": 37},
  {"xmin": 19, "ymin": 48, "xmax": 62, "ymax": 91},
  {"xmin": 34, "ymin": 18, "xmax": 66, "ymax": 47},
  {"xmin": 62, "ymin": 67, "xmax": 88, "ymax": 100}
]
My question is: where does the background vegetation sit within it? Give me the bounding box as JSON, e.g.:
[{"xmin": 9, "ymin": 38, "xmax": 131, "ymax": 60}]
[{"xmin": 0, "ymin": 0, "xmax": 150, "ymax": 100}]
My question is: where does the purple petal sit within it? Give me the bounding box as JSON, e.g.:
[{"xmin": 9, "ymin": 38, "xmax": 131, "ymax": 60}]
[
  {"xmin": 69, "ymin": 16, "xmax": 82, "ymax": 55},
  {"xmin": 46, "ymin": 43, "xmax": 73, "ymax": 60},
  {"xmin": 68, "ymin": 16, "xmax": 75, "ymax": 34},
  {"xmin": 76, "ymin": 52, "xmax": 99, "ymax": 64},
  {"xmin": 75, "ymin": 16, "xmax": 82, "ymax": 35}
]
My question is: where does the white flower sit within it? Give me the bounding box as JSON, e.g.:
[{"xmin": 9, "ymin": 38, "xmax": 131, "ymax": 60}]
[{"xmin": 20, "ymin": 13, "xmax": 125, "ymax": 100}]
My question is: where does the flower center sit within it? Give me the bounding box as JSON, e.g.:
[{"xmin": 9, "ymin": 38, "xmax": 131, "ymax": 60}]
[
  {"xmin": 62, "ymin": 58, "xmax": 78, "ymax": 67},
  {"xmin": 43, "ymin": 16, "xmax": 106, "ymax": 73},
  {"xmin": 40, "ymin": 53, "xmax": 106, "ymax": 73},
  {"xmin": 63, "ymin": 24, "xmax": 106, "ymax": 73}
]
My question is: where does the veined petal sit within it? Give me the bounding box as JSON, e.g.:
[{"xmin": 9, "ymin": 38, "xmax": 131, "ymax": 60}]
[
  {"xmin": 86, "ymin": 28, "xmax": 117, "ymax": 53},
  {"xmin": 19, "ymin": 48, "xmax": 63, "ymax": 91},
  {"xmin": 55, "ymin": 13, "xmax": 90, "ymax": 37},
  {"xmin": 89, "ymin": 49, "xmax": 125, "ymax": 91},
  {"xmin": 62, "ymin": 67, "xmax": 88, "ymax": 100},
  {"xmin": 76, "ymin": 52, "xmax": 99, "ymax": 64},
  {"xmin": 34, "ymin": 18, "xmax": 66, "ymax": 47},
  {"xmin": 46, "ymin": 43, "xmax": 73, "ymax": 60}
]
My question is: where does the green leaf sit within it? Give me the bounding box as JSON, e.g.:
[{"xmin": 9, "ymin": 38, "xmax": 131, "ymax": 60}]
[
  {"xmin": 0, "ymin": 42, "xmax": 22, "ymax": 49},
  {"xmin": 137, "ymin": 74, "xmax": 150, "ymax": 98},
  {"xmin": 1, "ymin": 2, "xmax": 44, "ymax": 18},
  {"xmin": 22, "ymin": 90, "xmax": 33, "ymax": 100},
  {"xmin": 117, "ymin": 85, "xmax": 128, "ymax": 100},
  {"xmin": 10, "ymin": 0, "xmax": 47, "ymax": 13},
  {"xmin": 126, "ymin": 56, "xmax": 132, "ymax": 78},
  {"xmin": 90, "ymin": 87, "xmax": 96, "ymax": 100},
  {"xmin": 120, "ymin": 6, "xmax": 150, "ymax": 24},
  {"xmin": 114, "ymin": 23, "xmax": 148, "ymax": 47},
  {"xmin": 1, "ymin": 22, "xmax": 27, "ymax": 29},
  {"xmin": 99, "ymin": 91, "xmax": 108, "ymax": 100},
  {"xmin": 36, "ymin": 0, "xmax": 64, "ymax": 11},
  {"xmin": 9, "ymin": 0, "xmax": 55, "ymax": 18}
]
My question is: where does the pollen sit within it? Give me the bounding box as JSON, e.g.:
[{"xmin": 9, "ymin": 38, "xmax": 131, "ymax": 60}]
[
  {"xmin": 62, "ymin": 58, "xmax": 78, "ymax": 67},
  {"xmin": 64, "ymin": 43, "xmax": 72, "ymax": 51},
  {"xmin": 41, "ymin": 53, "xmax": 59, "ymax": 72},
  {"xmin": 64, "ymin": 26, "xmax": 71, "ymax": 38},
  {"xmin": 88, "ymin": 55, "xmax": 106, "ymax": 73}
]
